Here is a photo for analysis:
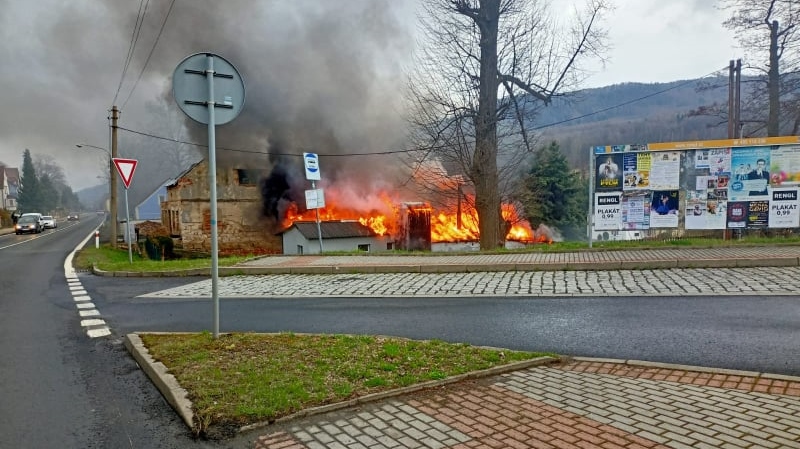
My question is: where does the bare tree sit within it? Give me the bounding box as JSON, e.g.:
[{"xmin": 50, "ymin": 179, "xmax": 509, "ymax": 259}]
[
  {"xmin": 405, "ymin": 0, "xmax": 609, "ymax": 249},
  {"xmin": 720, "ymin": 0, "xmax": 800, "ymax": 136}
]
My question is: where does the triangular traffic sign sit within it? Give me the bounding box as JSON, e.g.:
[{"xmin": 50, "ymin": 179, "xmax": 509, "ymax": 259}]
[{"xmin": 112, "ymin": 158, "xmax": 138, "ymax": 189}]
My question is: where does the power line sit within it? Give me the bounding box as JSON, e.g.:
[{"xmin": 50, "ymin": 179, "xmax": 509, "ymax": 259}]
[
  {"xmin": 118, "ymin": 67, "xmax": 733, "ymax": 157},
  {"xmin": 121, "ymin": 0, "xmax": 177, "ymax": 111},
  {"xmin": 112, "ymin": 0, "xmax": 150, "ymax": 106}
]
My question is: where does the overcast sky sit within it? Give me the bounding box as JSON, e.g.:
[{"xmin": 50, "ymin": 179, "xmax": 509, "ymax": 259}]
[{"xmin": 0, "ymin": 0, "xmax": 738, "ymax": 193}]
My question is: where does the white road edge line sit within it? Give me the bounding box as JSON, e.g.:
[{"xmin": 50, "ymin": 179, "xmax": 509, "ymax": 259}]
[{"xmin": 64, "ymin": 227, "xmax": 111, "ymax": 338}]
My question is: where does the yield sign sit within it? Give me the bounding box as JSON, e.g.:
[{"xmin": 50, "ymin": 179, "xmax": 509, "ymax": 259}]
[{"xmin": 112, "ymin": 158, "xmax": 138, "ymax": 189}]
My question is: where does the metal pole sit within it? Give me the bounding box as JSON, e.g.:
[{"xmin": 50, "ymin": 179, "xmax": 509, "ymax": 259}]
[
  {"xmin": 125, "ymin": 188, "xmax": 132, "ymax": 263},
  {"xmin": 587, "ymin": 149, "xmax": 595, "ymax": 248},
  {"xmin": 312, "ymin": 180, "xmax": 324, "ymax": 253},
  {"xmin": 206, "ymin": 55, "xmax": 221, "ymax": 339}
]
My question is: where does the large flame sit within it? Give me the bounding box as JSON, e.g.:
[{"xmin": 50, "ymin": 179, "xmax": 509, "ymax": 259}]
[{"xmin": 282, "ymin": 188, "xmax": 547, "ymax": 243}]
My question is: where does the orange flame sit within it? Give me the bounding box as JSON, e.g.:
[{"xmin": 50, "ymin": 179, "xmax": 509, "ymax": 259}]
[{"xmin": 282, "ymin": 189, "xmax": 546, "ymax": 243}]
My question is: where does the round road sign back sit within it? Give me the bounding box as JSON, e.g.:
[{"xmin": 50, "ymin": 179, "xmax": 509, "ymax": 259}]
[{"xmin": 172, "ymin": 52, "xmax": 245, "ymax": 125}]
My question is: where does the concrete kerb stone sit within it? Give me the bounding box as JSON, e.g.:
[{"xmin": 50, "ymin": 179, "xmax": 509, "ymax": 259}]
[
  {"xmin": 466, "ymin": 263, "xmax": 517, "ymax": 272},
  {"xmin": 567, "ymin": 261, "xmax": 622, "ymax": 270},
  {"xmin": 516, "ymin": 262, "xmax": 569, "ymax": 271},
  {"xmin": 572, "ymin": 356, "xmax": 800, "ymax": 381},
  {"xmin": 736, "ymin": 257, "xmax": 799, "ymax": 268},
  {"xmin": 124, "ymin": 333, "xmax": 196, "ymax": 431},
  {"xmin": 619, "ymin": 259, "xmax": 678, "ymax": 270},
  {"xmin": 681, "ymin": 258, "xmax": 739, "ymax": 268},
  {"xmin": 420, "ymin": 264, "xmax": 469, "ymax": 273}
]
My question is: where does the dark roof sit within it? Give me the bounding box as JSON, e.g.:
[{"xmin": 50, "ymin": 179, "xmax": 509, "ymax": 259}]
[{"xmin": 281, "ymin": 221, "xmax": 378, "ymax": 239}]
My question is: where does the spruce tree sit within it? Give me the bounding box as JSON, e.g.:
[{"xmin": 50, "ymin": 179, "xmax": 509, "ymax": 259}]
[
  {"xmin": 17, "ymin": 149, "xmax": 40, "ymax": 212},
  {"xmin": 522, "ymin": 141, "xmax": 588, "ymax": 241}
]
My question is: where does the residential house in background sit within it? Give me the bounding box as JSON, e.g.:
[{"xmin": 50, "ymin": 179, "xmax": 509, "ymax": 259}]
[
  {"xmin": 279, "ymin": 221, "xmax": 389, "ymax": 255},
  {"xmin": 161, "ymin": 160, "xmax": 281, "ymax": 255},
  {"xmin": 1, "ymin": 166, "xmax": 19, "ymax": 211},
  {"xmin": 135, "ymin": 181, "xmax": 169, "ymax": 221}
]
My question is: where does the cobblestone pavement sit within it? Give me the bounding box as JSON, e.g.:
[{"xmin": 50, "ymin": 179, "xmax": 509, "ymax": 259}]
[
  {"xmin": 139, "ymin": 266, "xmax": 800, "ymax": 298},
  {"xmin": 253, "ymin": 359, "xmax": 800, "ymax": 449}
]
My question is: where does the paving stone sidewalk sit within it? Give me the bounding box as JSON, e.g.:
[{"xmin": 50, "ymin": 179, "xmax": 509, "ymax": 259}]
[{"xmin": 253, "ymin": 359, "xmax": 800, "ymax": 449}]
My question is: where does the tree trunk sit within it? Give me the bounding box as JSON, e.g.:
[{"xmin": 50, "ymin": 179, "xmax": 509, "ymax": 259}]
[
  {"xmin": 473, "ymin": 0, "xmax": 503, "ymax": 250},
  {"xmin": 768, "ymin": 20, "xmax": 780, "ymax": 137}
]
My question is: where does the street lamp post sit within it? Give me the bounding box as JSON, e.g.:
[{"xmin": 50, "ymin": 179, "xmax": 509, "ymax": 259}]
[{"xmin": 76, "ymin": 143, "xmax": 117, "ymax": 246}]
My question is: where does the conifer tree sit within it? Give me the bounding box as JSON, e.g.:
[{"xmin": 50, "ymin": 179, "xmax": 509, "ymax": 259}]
[
  {"xmin": 17, "ymin": 149, "xmax": 40, "ymax": 212},
  {"xmin": 522, "ymin": 141, "xmax": 588, "ymax": 240}
]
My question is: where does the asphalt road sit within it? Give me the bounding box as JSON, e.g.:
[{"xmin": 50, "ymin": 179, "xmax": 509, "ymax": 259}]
[
  {"xmin": 81, "ymin": 276, "xmax": 800, "ymax": 376},
  {"xmin": 0, "ymin": 217, "xmax": 234, "ymax": 449}
]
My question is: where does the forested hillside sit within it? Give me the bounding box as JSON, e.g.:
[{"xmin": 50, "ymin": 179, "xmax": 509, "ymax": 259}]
[{"xmin": 535, "ymin": 77, "xmax": 730, "ymax": 170}]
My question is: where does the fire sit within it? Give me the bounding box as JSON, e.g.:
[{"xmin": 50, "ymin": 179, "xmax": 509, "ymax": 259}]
[{"xmin": 282, "ymin": 189, "xmax": 545, "ymax": 244}]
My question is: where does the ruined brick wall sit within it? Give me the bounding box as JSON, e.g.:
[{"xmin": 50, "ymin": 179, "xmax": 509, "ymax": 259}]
[{"xmin": 162, "ymin": 161, "xmax": 281, "ymax": 255}]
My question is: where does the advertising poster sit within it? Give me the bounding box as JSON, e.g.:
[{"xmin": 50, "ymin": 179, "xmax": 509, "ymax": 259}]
[
  {"xmin": 768, "ymin": 188, "xmax": 800, "ymax": 228},
  {"xmin": 623, "ymin": 152, "xmax": 650, "ymax": 190},
  {"xmin": 709, "ymin": 147, "xmax": 731, "ymax": 176},
  {"xmin": 684, "ymin": 191, "xmax": 707, "ymax": 230},
  {"xmin": 727, "ymin": 201, "xmax": 748, "ymax": 228},
  {"xmin": 730, "ymin": 146, "xmax": 771, "ymax": 200},
  {"xmin": 594, "ymin": 192, "xmax": 622, "ymax": 230},
  {"xmin": 622, "ymin": 192, "xmax": 650, "ymax": 229},
  {"xmin": 695, "ymin": 149, "xmax": 709, "ymax": 169},
  {"xmin": 705, "ymin": 199, "xmax": 727, "ymax": 229},
  {"xmin": 769, "ymin": 145, "xmax": 800, "ymax": 187},
  {"xmin": 650, "ymin": 189, "xmax": 679, "ymax": 228},
  {"xmin": 747, "ymin": 200, "xmax": 769, "ymax": 228},
  {"xmin": 649, "ymin": 151, "xmax": 681, "ymax": 190},
  {"xmin": 596, "ymin": 153, "xmax": 623, "ymax": 191}
]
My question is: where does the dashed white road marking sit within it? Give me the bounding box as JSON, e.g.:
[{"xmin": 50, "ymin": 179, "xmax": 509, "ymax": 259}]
[{"xmin": 64, "ymin": 229, "xmax": 111, "ymax": 338}]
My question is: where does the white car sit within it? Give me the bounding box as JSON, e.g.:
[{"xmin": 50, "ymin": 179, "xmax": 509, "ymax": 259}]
[{"xmin": 41, "ymin": 215, "xmax": 57, "ymax": 229}]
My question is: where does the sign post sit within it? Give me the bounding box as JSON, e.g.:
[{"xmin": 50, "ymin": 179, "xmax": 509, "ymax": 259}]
[
  {"xmin": 303, "ymin": 152, "xmax": 324, "ymax": 253},
  {"xmin": 173, "ymin": 53, "xmax": 245, "ymax": 339},
  {"xmin": 113, "ymin": 158, "xmax": 138, "ymax": 263}
]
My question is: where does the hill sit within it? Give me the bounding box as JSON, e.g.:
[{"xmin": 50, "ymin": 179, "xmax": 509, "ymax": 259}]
[{"xmin": 534, "ymin": 77, "xmax": 730, "ymax": 169}]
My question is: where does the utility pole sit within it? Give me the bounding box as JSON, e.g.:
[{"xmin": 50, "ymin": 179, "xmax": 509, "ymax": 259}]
[
  {"xmin": 734, "ymin": 59, "xmax": 742, "ymax": 138},
  {"xmin": 728, "ymin": 60, "xmax": 735, "ymax": 139},
  {"xmin": 110, "ymin": 106, "xmax": 119, "ymax": 247}
]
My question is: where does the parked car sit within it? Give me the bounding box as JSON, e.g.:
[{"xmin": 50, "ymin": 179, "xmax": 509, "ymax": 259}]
[
  {"xmin": 41, "ymin": 215, "xmax": 57, "ymax": 229},
  {"xmin": 15, "ymin": 215, "xmax": 42, "ymax": 234},
  {"xmin": 67, "ymin": 213, "xmax": 79, "ymax": 221}
]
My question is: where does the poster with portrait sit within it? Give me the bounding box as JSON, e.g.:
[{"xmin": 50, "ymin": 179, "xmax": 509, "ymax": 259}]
[
  {"xmin": 730, "ymin": 146, "xmax": 771, "ymax": 200},
  {"xmin": 596, "ymin": 153, "xmax": 623, "ymax": 191},
  {"xmin": 769, "ymin": 145, "xmax": 800, "ymax": 187},
  {"xmin": 684, "ymin": 191, "xmax": 708, "ymax": 230},
  {"xmin": 649, "ymin": 189, "xmax": 679, "ymax": 228},
  {"xmin": 768, "ymin": 188, "xmax": 800, "ymax": 228},
  {"xmin": 622, "ymin": 152, "xmax": 650, "ymax": 190},
  {"xmin": 594, "ymin": 192, "xmax": 622, "ymax": 230},
  {"xmin": 648, "ymin": 151, "xmax": 681, "ymax": 190},
  {"xmin": 621, "ymin": 192, "xmax": 650, "ymax": 229}
]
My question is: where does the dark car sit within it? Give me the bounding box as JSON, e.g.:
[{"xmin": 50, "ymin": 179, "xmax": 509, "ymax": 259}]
[
  {"xmin": 67, "ymin": 213, "xmax": 79, "ymax": 221},
  {"xmin": 15, "ymin": 215, "xmax": 42, "ymax": 234}
]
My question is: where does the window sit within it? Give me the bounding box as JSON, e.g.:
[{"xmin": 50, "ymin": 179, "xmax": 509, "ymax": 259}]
[
  {"xmin": 237, "ymin": 169, "xmax": 259, "ymax": 186},
  {"xmin": 357, "ymin": 244, "xmax": 370, "ymax": 252}
]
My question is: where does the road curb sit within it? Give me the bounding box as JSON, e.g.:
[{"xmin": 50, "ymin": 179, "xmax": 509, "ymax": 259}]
[
  {"xmin": 123, "ymin": 333, "xmax": 196, "ymax": 432},
  {"xmin": 571, "ymin": 356, "xmax": 800, "ymax": 381}
]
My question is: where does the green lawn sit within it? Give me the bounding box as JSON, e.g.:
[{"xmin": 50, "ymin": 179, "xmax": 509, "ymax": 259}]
[{"xmin": 140, "ymin": 332, "xmax": 553, "ymax": 438}]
